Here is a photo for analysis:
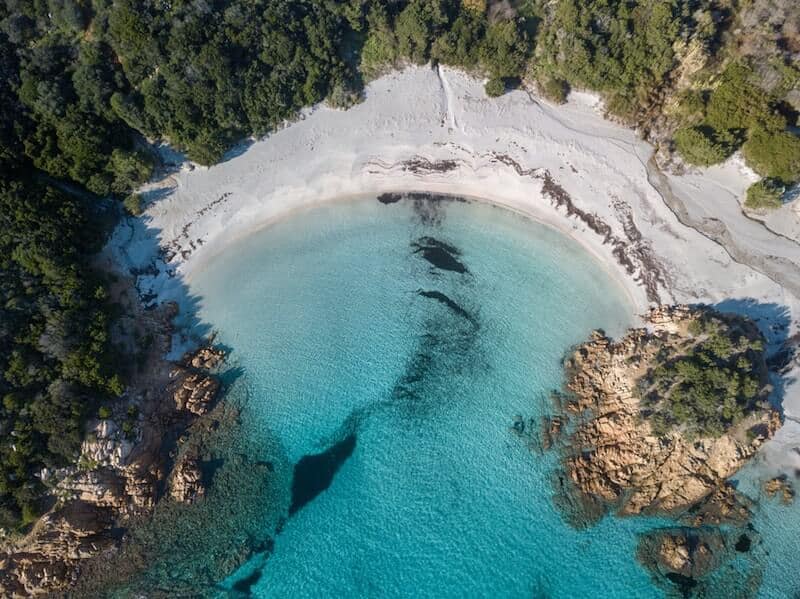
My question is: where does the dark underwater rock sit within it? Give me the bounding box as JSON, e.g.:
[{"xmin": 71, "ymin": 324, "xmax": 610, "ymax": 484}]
[
  {"xmin": 411, "ymin": 238, "xmax": 468, "ymax": 273},
  {"xmin": 290, "ymin": 434, "xmax": 357, "ymax": 515},
  {"xmin": 377, "ymin": 192, "xmax": 402, "ymax": 204},
  {"xmin": 417, "ymin": 290, "xmax": 473, "ymax": 322}
]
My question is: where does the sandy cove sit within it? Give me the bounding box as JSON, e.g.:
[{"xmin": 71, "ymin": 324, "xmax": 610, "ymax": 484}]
[{"xmin": 107, "ymin": 65, "xmax": 800, "ymax": 475}]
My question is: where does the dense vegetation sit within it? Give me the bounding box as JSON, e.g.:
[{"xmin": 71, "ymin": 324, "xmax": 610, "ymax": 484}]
[
  {"xmin": 0, "ymin": 175, "xmax": 122, "ymax": 528},
  {"xmin": 0, "ymin": 0, "xmax": 797, "ymax": 528},
  {"xmin": 639, "ymin": 313, "xmax": 766, "ymax": 438}
]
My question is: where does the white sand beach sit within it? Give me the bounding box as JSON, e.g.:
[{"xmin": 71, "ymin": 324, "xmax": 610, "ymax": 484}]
[{"xmin": 107, "ymin": 65, "xmax": 800, "ymax": 474}]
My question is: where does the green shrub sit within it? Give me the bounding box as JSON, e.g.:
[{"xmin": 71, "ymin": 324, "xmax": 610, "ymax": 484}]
[
  {"xmin": 745, "ymin": 179, "xmax": 784, "ymax": 210},
  {"xmin": 123, "ymin": 193, "xmax": 143, "ymax": 216},
  {"xmin": 109, "ymin": 149, "xmax": 152, "ymax": 194},
  {"xmin": 327, "ymin": 82, "xmax": 362, "ymax": 110},
  {"xmin": 706, "ymin": 64, "xmax": 786, "ymax": 134},
  {"xmin": 538, "ymin": 75, "xmax": 569, "ymax": 104},
  {"xmin": 21, "ymin": 503, "xmax": 39, "ymax": 527},
  {"xmin": 742, "ymin": 128, "xmax": 800, "ymax": 182},
  {"xmin": 673, "ymin": 125, "xmax": 732, "ymax": 167},
  {"xmin": 98, "ymin": 406, "xmax": 112, "ymax": 419},
  {"xmin": 479, "ymin": 19, "xmax": 529, "ymax": 80},
  {"xmin": 485, "ymin": 78, "xmax": 505, "ymax": 97}
]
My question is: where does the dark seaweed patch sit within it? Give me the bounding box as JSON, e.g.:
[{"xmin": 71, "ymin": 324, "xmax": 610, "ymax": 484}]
[
  {"xmin": 376, "ymin": 191, "xmax": 467, "ymax": 224},
  {"xmin": 416, "ymin": 236, "xmax": 461, "ymax": 256},
  {"xmin": 289, "ymin": 434, "xmax": 357, "ymax": 515},
  {"xmin": 412, "ymin": 239, "xmax": 468, "ymax": 273},
  {"xmin": 411, "ymin": 197, "xmax": 445, "ymax": 226},
  {"xmin": 232, "ymin": 569, "xmax": 262, "ymax": 595},
  {"xmin": 665, "ymin": 573, "xmax": 697, "ymax": 598},
  {"xmin": 377, "ymin": 192, "xmax": 402, "ymax": 204},
  {"xmin": 418, "ymin": 290, "xmax": 473, "ymax": 323},
  {"xmin": 735, "ymin": 534, "xmax": 751, "ymax": 552}
]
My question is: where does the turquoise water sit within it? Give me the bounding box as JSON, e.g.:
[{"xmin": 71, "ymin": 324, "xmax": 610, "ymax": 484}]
[{"xmin": 176, "ymin": 195, "xmax": 795, "ymax": 598}]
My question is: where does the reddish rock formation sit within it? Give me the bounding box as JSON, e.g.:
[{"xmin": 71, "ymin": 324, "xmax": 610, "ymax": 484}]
[
  {"xmin": 0, "ymin": 342, "xmax": 224, "ymax": 596},
  {"xmin": 560, "ymin": 305, "xmax": 779, "ymax": 521},
  {"xmin": 763, "ymin": 475, "xmax": 796, "ymax": 505}
]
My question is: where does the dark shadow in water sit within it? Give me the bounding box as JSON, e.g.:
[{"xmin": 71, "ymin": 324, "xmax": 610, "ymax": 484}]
[
  {"xmin": 416, "ymin": 235, "xmax": 462, "ymax": 256},
  {"xmin": 289, "ymin": 434, "xmax": 357, "ymax": 515},
  {"xmin": 418, "ymin": 289, "xmax": 475, "ymax": 324},
  {"xmin": 665, "ymin": 572, "xmax": 697, "ymax": 598},
  {"xmin": 231, "ymin": 568, "xmax": 262, "ymax": 595},
  {"xmin": 412, "ymin": 238, "xmax": 468, "ymax": 273}
]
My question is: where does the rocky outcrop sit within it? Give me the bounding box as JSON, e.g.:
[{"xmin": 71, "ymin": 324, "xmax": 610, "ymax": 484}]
[
  {"xmin": 171, "ymin": 370, "xmax": 220, "ymax": 416},
  {"xmin": 559, "ymin": 305, "xmax": 779, "ymax": 522},
  {"xmin": 185, "ymin": 346, "xmax": 225, "ymax": 371},
  {"xmin": 169, "ymin": 452, "xmax": 206, "ymax": 504},
  {"xmin": 0, "ymin": 502, "xmax": 114, "ymax": 598},
  {"xmin": 763, "ymin": 475, "xmax": 796, "ymax": 505},
  {"xmin": 0, "ymin": 344, "xmax": 224, "ymax": 596},
  {"xmin": 549, "ymin": 305, "xmax": 780, "ymax": 596}
]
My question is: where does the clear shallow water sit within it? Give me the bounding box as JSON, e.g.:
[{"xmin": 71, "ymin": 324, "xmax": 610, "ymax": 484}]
[{"xmin": 178, "ymin": 196, "xmax": 797, "ymax": 598}]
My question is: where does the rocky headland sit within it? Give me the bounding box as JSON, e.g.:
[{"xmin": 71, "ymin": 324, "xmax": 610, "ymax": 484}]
[
  {"xmin": 0, "ymin": 302, "xmax": 225, "ymax": 597},
  {"xmin": 551, "ymin": 305, "xmax": 783, "ymax": 595}
]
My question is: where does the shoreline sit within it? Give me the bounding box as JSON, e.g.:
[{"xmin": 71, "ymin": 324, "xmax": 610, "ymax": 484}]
[
  {"xmin": 111, "ymin": 64, "xmax": 800, "ymax": 474},
  {"xmin": 182, "ymin": 190, "xmax": 645, "ymax": 320}
]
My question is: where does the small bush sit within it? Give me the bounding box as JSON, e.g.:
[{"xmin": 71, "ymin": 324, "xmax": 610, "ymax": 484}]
[
  {"xmin": 123, "ymin": 193, "xmax": 143, "ymax": 216},
  {"xmin": 538, "ymin": 75, "xmax": 569, "ymax": 104},
  {"xmin": 745, "ymin": 179, "xmax": 784, "ymax": 210},
  {"xmin": 21, "ymin": 504, "xmax": 39, "ymax": 527},
  {"xmin": 461, "ymin": 0, "xmax": 486, "ymax": 12},
  {"xmin": 98, "ymin": 405, "xmax": 112, "ymax": 419},
  {"xmin": 485, "ymin": 77, "xmax": 505, "ymax": 97},
  {"xmin": 674, "ymin": 125, "xmax": 732, "ymax": 167},
  {"xmin": 327, "ymin": 81, "xmax": 362, "ymax": 110},
  {"xmin": 742, "ymin": 128, "xmax": 800, "ymax": 181}
]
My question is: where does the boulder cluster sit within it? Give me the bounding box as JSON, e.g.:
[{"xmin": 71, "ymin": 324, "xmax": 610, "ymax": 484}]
[
  {"xmin": 561, "ymin": 306, "xmax": 779, "ymax": 520},
  {"xmin": 0, "ymin": 344, "xmax": 224, "ymax": 597},
  {"xmin": 553, "ymin": 305, "xmax": 784, "ymax": 594}
]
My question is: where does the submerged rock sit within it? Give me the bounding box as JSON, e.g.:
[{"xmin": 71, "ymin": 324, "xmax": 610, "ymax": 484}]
[
  {"xmin": 636, "ymin": 528, "xmax": 728, "ymax": 596},
  {"xmin": 169, "ymin": 452, "xmax": 206, "ymax": 504},
  {"xmin": 417, "ymin": 289, "xmax": 474, "ymax": 322},
  {"xmin": 411, "ymin": 238, "xmax": 468, "ymax": 274},
  {"xmin": 636, "ymin": 525, "xmax": 764, "ymax": 598},
  {"xmin": 290, "ymin": 434, "xmax": 357, "ymax": 515},
  {"xmin": 763, "ymin": 475, "xmax": 796, "ymax": 505}
]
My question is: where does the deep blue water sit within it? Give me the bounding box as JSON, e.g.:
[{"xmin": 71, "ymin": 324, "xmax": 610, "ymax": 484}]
[{"xmin": 174, "ymin": 195, "xmax": 797, "ymax": 598}]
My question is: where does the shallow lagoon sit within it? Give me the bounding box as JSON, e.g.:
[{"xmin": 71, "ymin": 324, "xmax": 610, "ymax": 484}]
[{"xmin": 173, "ymin": 195, "xmax": 797, "ymax": 598}]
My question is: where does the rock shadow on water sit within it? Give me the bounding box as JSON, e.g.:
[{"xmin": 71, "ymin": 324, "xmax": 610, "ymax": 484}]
[
  {"xmin": 231, "ymin": 568, "xmax": 262, "ymax": 596},
  {"xmin": 289, "ymin": 434, "xmax": 357, "ymax": 516}
]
